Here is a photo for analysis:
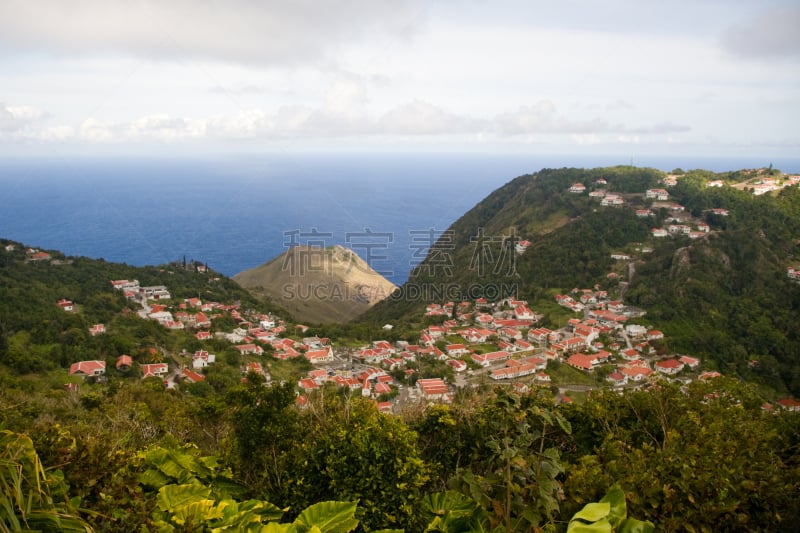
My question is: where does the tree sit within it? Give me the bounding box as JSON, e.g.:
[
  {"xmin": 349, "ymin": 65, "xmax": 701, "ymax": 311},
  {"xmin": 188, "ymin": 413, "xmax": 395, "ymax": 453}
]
[
  {"xmin": 285, "ymin": 396, "xmax": 429, "ymax": 531},
  {"xmin": 447, "ymin": 389, "xmax": 572, "ymax": 532}
]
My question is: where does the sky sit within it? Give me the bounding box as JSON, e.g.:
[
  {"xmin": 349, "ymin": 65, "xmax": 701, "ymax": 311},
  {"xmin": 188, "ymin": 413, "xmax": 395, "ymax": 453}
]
[{"xmin": 0, "ymin": 0, "xmax": 798, "ymax": 158}]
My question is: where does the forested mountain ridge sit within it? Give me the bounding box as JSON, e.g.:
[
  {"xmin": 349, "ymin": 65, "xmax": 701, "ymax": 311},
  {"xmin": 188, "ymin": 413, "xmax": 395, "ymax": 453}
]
[{"xmin": 365, "ymin": 166, "xmax": 800, "ymax": 394}]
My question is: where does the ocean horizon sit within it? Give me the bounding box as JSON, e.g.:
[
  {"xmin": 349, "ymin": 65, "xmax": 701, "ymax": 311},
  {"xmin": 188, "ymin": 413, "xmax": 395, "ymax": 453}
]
[{"xmin": 2, "ymin": 152, "xmax": 798, "ymax": 285}]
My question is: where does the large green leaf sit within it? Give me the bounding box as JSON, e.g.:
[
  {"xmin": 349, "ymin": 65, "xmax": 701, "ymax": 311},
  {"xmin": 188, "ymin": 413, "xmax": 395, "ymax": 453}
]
[
  {"xmin": 421, "ymin": 490, "xmax": 490, "ymax": 532},
  {"xmin": 292, "ymin": 501, "xmax": 359, "ymax": 533},
  {"xmin": 599, "ymin": 485, "xmax": 626, "ymax": 527},
  {"xmin": 139, "ymin": 468, "xmax": 172, "ymax": 490},
  {"xmin": 571, "ymin": 502, "xmax": 611, "ymax": 523},
  {"xmin": 215, "ymin": 499, "xmax": 286, "ymax": 528},
  {"xmin": 171, "ymin": 499, "xmax": 219, "ymax": 525},
  {"xmin": 423, "ymin": 490, "xmax": 481, "ymax": 518},
  {"xmin": 156, "ymin": 484, "xmax": 212, "ymax": 512}
]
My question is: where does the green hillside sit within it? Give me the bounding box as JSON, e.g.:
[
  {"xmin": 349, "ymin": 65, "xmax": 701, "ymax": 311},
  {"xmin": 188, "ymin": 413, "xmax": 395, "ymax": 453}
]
[
  {"xmin": 0, "ymin": 241, "xmax": 286, "ymax": 374},
  {"xmin": 364, "ymin": 166, "xmax": 800, "ymax": 394}
]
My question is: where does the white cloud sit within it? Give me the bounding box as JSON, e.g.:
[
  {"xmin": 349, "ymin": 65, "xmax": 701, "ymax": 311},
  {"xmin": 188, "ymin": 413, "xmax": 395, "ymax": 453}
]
[
  {"xmin": 720, "ymin": 6, "xmax": 800, "ymax": 59},
  {"xmin": 378, "ymin": 100, "xmax": 480, "ymax": 135},
  {"xmin": 0, "ymin": 103, "xmax": 47, "ymax": 137},
  {"xmin": 493, "ymin": 101, "xmax": 617, "ymax": 136},
  {"xmin": 78, "ymin": 118, "xmax": 115, "ymax": 142},
  {"xmin": 0, "ymin": 0, "xmax": 424, "ymax": 66}
]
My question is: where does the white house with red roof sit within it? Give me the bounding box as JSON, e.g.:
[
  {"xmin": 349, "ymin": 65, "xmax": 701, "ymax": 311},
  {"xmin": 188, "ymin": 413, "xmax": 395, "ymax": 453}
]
[
  {"xmin": 69, "ymin": 360, "xmax": 106, "ymax": 377},
  {"xmin": 607, "ymin": 372, "xmax": 627, "ymax": 386},
  {"xmin": 515, "ymin": 240, "xmax": 532, "ymax": 254},
  {"xmin": 235, "ymin": 344, "xmax": 263, "ymax": 356},
  {"xmin": 621, "ymin": 366, "xmax": 653, "ymax": 381},
  {"xmin": 625, "ymin": 324, "xmax": 647, "ymax": 337},
  {"xmin": 528, "ymin": 327, "xmax": 554, "ymax": 344},
  {"xmin": 57, "ymin": 299, "xmax": 75, "ymax": 312},
  {"xmin": 305, "ymin": 347, "xmax": 334, "ymax": 364},
  {"xmin": 600, "ymin": 195, "xmax": 624, "ymax": 206},
  {"xmin": 471, "ymin": 350, "xmax": 511, "ymax": 367},
  {"xmin": 115, "ymin": 355, "xmax": 133, "ymax": 372},
  {"xmin": 181, "ymin": 368, "xmax": 205, "ymax": 383},
  {"xmin": 446, "ymin": 344, "xmax": 469, "ymax": 357},
  {"xmin": 194, "ymin": 312, "xmax": 211, "ymax": 328},
  {"xmin": 679, "ymin": 355, "xmax": 700, "ymax": 369},
  {"xmin": 513, "ymin": 305, "xmax": 535, "ymax": 320},
  {"xmin": 29, "ymin": 251, "xmax": 51, "ymax": 262},
  {"xmin": 552, "ymin": 336, "xmax": 587, "ymax": 355},
  {"xmin": 417, "ymin": 378, "xmax": 449, "ymax": 400},
  {"xmin": 515, "ymin": 339, "xmax": 533, "ymax": 351},
  {"xmin": 192, "ymin": 350, "xmax": 216, "ymax": 369},
  {"xmin": 474, "ymin": 313, "xmax": 494, "ymax": 326},
  {"xmin": 462, "ymin": 328, "xmax": 493, "ymax": 344},
  {"xmin": 534, "ymin": 372, "xmax": 551, "ymax": 384},
  {"xmin": 298, "ymin": 378, "xmax": 318, "ymax": 392},
  {"xmin": 141, "ymin": 363, "xmax": 169, "ymax": 379},
  {"xmin": 646, "ymin": 189, "xmax": 670, "ymax": 200},
  {"xmin": 89, "ymin": 324, "xmax": 105, "ymax": 336},
  {"xmin": 446, "ymin": 359, "xmax": 468, "ymax": 372},
  {"xmin": 566, "ymin": 354, "xmax": 594, "ymax": 371},
  {"xmin": 490, "ymin": 360, "xmax": 542, "ymax": 380},
  {"xmin": 655, "ymin": 358, "xmax": 684, "ymax": 375},
  {"xmin": 419, "ymin": 332, "xmax": 435, "ymax": 346},
  {"xmin": 776, "ymin": 398, "xmax": 800, "ymax": 412},
  {"xmin": 569, "ymin": 183, "xmax": 586, "ymax": 193}
]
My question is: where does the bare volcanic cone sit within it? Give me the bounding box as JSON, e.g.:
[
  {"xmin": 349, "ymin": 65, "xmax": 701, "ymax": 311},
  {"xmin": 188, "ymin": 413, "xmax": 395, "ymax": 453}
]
[{"xmin": 233, "ymin": 245, "xmax": 397, "ymax": 324}]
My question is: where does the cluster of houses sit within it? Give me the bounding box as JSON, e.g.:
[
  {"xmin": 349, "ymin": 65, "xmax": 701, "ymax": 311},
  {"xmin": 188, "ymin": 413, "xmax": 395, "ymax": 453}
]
[
  {"xmin": 747, "ymin": 173, "xmax": 800, "ymax": 196},
  {"xmin": 69, "ymin": 278, "xmax": 333, "ymax": 387},
  {"xmin": 569, "ymin": 180, "xmax": 626, "ymax": 206},
  {"xmin": 110, "ymin": 279, "xmax": 171, "ymax": 301},
  {"xmin": 568, "ymin": 176, "xmax": 737, "ymax": 244}
]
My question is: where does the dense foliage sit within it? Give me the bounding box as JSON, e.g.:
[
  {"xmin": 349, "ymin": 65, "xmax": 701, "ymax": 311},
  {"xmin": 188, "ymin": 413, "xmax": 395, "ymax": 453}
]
[{"xmin": 1, "ymin": 368, "xmax": 798, "ymax": 531}]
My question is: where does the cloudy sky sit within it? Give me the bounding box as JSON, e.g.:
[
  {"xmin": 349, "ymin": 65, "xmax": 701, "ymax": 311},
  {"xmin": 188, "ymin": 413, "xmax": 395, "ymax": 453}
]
[{"xmin": 1, "ymin": 0, "xmax": 798, "ymax": 157}]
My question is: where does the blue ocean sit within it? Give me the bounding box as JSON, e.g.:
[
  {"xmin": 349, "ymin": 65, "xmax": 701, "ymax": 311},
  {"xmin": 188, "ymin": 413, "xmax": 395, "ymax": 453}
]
[{"xmin": 1, "ymin": 153, "xmax": 797, "ymax": 285}]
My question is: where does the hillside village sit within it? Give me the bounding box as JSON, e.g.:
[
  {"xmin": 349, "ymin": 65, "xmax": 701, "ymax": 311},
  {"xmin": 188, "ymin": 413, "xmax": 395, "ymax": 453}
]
[
  {"xmin": 53, "ymin": 170, "xmax": 800, "ymax": 415},
  {"xmin": 49, "ymin": 168, "xmax": 800, "ymax": 414}
]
